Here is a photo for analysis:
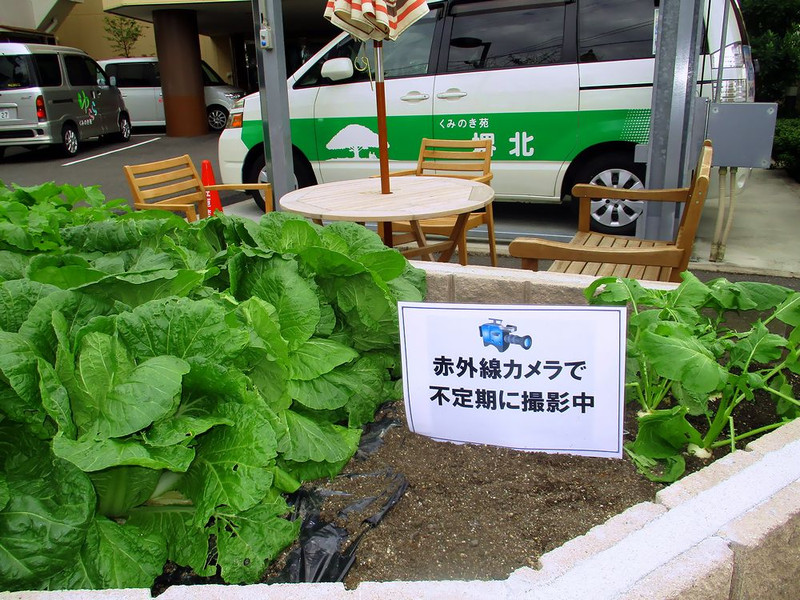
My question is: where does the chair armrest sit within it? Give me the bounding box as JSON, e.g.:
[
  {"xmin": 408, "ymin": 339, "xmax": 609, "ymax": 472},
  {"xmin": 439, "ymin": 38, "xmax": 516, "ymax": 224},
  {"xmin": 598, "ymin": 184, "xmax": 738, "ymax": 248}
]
[
  {"xmin": 508, "ymin": 238, "xmax": 685, "ymax": 268},
  {"xmin": 571, "ymin": 183, "xmax": 690, "ymax": 202},
  {"xmin": 471, "ymin": 173, "xmax": 493, "ymax": 184},
  {"xmin": 387, "ymin": 169, "xmax": 419, "ymax": 177}
]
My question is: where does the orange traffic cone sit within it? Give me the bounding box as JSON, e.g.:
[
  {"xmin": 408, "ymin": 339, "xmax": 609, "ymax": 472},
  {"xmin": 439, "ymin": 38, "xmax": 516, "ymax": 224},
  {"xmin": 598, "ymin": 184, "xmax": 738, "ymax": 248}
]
[{"xmin": 201, "ymin": 159, "xmax": 223, "ymax": 216}]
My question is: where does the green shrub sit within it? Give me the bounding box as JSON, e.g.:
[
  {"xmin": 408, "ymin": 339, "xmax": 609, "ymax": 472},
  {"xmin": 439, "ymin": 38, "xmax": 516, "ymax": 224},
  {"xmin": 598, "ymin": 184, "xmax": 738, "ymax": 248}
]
[{"xmin": 772, "ymin": 118, "xmax": 800, "ymax": 181}]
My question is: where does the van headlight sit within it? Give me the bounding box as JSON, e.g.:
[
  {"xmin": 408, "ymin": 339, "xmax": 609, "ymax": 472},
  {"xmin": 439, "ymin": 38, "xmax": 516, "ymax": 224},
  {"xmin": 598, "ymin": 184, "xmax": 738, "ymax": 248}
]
[{"xmin": 227, "ymin": 111, "xmax": 243, "ymax": 129}]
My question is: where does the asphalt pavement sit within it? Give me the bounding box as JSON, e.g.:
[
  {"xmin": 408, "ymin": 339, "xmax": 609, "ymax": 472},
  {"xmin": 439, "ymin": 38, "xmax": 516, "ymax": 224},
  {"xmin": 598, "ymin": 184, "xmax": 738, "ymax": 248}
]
[{"xmin": 0, "ymin": 129, "xmax": 797, "ymax": 288}]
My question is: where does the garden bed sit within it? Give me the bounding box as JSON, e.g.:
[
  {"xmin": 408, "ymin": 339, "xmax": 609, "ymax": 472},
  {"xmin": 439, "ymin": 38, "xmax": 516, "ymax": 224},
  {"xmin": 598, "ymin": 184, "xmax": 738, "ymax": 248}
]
[{"xmin": 259, "ymin": 373, "xmax": 795, "ymax": 590}]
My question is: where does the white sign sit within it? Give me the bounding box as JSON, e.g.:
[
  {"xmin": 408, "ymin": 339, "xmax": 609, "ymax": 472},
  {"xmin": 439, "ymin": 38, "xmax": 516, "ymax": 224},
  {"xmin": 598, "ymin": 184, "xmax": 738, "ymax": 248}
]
[{"xmin": 398, "ymin": 303, "xmax": 627, "ymax": 458}]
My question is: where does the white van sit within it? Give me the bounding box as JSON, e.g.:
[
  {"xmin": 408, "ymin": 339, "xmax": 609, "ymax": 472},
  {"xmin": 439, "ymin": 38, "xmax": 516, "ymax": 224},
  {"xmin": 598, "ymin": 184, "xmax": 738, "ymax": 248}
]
[
  {"xmin": 98, "ymin": 57, "xmax": 245, "ymax": 131},
  {"xmin": 218, "ymin": 0, "xmax": 754, "ymax": 233}
]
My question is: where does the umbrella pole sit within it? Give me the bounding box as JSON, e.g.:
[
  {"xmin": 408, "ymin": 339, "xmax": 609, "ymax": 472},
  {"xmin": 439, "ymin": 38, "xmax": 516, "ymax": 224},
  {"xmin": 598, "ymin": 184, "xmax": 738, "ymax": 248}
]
[{"xmin": 374, "ymin": 40, "xmax": 391, "ymax": 194}]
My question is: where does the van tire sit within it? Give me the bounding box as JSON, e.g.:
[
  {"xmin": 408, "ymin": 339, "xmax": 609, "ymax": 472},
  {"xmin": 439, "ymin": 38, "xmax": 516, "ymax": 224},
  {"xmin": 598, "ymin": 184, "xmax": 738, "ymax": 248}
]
[
  {"xmin": 246, "ymin": 150, "xmax": 316, "ymax": 211},
  {"xmin": 60, "ymin": 124, "xmax": 80, "ymax": 157},
  {"xmin": 207, "ymin": 106, "xmax": 229, "ymax": 131},
  {"xmin": 113, "ymin": 114, "xmax": 132, "ymax": 142},
  {"xmin": 569, "ymin": 152, "xmax": 646, "ymax": 236}
]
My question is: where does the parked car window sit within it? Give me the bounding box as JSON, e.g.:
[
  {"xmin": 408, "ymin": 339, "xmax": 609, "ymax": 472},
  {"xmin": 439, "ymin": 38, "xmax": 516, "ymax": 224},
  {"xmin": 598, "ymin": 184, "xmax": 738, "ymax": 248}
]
[
  {"xmin": 294, "ymin": 8, "xmax": 438, "ymax": 88},
  {"xmin": 445, "ymin": 0, "xmax": 568, "ymax": 73},
  {"xmin": 32, "ymin": 54, "xmax": 62, "ymax": 87},
  {"xmin": 578, "ymin": 0, "xmax": 656, "ymax": 62},
  {"xmin": 64, "ymin": 55, "xmax": 108, "ymax": 86},
  {"xmin": 104, "ymin": 62, "xmax": 158, "ymax": 87},
  {"xmin": 0, "ymin": 55, "xmax": 35, "ymax": 89}
]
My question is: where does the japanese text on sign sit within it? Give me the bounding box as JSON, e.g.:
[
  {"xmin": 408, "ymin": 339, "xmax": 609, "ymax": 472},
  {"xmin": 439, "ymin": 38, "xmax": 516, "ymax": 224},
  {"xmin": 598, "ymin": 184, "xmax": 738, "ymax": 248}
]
[{"xmin": 398, "ymin": 303, "xmax": 627, "ymax": 458}]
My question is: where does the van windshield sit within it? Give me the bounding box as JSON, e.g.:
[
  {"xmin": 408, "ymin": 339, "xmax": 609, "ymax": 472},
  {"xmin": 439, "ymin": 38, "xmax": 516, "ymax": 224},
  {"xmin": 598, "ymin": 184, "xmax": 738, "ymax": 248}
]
[
  {"xmin": 201, "ymin": 61, "xmax": 225, "ymax": 85},
  {"xmin": 0, "ymin": 55, "xmax": 35, "ymax": 90}
]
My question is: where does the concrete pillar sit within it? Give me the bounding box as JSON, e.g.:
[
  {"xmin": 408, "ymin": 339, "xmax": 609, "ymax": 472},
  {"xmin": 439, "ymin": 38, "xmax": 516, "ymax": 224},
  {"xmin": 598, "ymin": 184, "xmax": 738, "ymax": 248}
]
[{"xmin": 152, "ymin": 9, "xmax": 207, "ymax": 137}]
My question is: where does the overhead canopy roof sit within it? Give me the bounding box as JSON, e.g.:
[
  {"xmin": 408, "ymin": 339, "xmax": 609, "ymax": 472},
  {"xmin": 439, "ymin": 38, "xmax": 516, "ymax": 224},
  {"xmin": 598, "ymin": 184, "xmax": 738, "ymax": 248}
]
[{"xmin": 102, "ymin": 0, "xmax": 337, "ymax": 38}]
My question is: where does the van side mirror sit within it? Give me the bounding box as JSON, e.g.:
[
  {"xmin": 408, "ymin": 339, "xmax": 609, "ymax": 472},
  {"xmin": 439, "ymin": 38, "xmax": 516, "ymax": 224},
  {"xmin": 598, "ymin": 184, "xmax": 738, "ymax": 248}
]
[{"xmin": 320, "ymin": 57, "xmax": 354, "ymax": 82}]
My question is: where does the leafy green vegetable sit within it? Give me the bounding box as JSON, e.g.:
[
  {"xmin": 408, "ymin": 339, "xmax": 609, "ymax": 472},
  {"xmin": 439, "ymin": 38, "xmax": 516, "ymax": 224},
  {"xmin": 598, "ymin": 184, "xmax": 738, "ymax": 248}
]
[
  {"xmin": 587, "ymin": 273, "xmax": 799, "ymax": 481},
  {"xmin": 0, "ymin": 182, "xmax": 425, "ymax": 591}
]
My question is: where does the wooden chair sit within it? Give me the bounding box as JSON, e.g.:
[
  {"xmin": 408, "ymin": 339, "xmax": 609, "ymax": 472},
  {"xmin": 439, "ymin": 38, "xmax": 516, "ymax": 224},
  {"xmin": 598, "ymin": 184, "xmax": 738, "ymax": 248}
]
[
  {"xmin": 388, "ymin": 138, "xmax": 497, "ymax": 266},
  {"xmin": 123, "ymin": 154, "xmax": 273, "ymax": 222},
  {"xmin": 508, "ymin": 140, "xmax": 713, "ymax": 283}
]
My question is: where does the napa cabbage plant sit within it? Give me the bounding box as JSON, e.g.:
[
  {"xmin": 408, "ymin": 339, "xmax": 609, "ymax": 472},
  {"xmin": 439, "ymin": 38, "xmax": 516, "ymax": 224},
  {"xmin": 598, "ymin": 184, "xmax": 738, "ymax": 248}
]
[{"xmin": 0, "ymin": 182, "xmax": 425, "ymax": 590}]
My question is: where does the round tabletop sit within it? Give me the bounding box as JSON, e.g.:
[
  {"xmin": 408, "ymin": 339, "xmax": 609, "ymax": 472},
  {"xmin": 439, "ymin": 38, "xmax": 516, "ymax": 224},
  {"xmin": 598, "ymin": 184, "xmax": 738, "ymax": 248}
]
[{"xmin": 278, "ymin": 175, "xmax": 494, "ymax": 222}]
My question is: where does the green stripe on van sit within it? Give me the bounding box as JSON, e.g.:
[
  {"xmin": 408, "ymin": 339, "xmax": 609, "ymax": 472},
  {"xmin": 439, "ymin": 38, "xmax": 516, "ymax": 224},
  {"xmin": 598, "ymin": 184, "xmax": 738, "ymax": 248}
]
[{"xmin": 241, "ymin": 108, "xmax": 651, "ymax": 163}]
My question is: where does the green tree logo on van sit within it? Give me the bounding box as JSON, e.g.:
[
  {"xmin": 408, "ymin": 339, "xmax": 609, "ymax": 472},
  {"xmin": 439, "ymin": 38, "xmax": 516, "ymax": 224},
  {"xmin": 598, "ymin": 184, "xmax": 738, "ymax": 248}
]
[{"xmin": 325, "ymin": 124, "xmax": 386, "ymax": 159}]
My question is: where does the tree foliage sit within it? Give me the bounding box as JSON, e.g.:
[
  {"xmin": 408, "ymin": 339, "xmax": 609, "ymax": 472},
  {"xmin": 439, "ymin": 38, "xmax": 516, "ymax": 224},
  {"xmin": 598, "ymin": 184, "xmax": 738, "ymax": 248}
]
[
  {"xmin": 102, "ymin": 16, "xmax": 143, "ymax": 58},
  {"xmin": 740, "ymin": 0, "xmax": 800, "ymax": 106}
]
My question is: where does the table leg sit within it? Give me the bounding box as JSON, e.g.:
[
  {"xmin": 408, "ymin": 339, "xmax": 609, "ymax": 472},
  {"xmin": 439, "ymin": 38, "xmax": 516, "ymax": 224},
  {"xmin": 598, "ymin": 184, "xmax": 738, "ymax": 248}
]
[
  {"xmin": 378, "ymin": 222, "xmax": 395, "ymax": 248},
  {"xmin": 437, "ymin": 213, "xmax": 470, "ymax": 263},
  {"xmin": 409, "ymin": 220, "xmax": 432, "ymax": 261}
]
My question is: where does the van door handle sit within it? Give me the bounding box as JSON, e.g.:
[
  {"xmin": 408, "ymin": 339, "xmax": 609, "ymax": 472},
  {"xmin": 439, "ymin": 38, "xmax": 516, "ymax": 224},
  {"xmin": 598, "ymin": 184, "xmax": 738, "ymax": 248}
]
[
  {"xmin": 400, "ymin": 91, "xmax": 430, "ymax": 102},
  {"xmin": 436, "ymin": 89, "xmax": 467, "ymax": 100}
]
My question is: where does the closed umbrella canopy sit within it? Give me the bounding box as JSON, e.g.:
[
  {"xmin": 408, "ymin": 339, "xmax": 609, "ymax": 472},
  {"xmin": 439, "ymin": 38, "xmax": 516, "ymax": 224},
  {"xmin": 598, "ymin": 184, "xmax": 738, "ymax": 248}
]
[
  {"xmin": 324, "ymin": 0, "xmax": 430, "ymax": 193},
  {"xmin": 324, "ymin": 0, "xmax": 429, "ymax": 41}
]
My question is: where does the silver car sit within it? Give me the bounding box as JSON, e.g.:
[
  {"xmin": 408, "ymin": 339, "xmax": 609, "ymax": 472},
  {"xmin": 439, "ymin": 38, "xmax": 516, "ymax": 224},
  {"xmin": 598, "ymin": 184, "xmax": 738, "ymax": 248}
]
[
  {"xmin": 0, "ymin": 43, "xmax": 131, "ymax": 157},
  {"xmin": 98, "ymin": 57, "xmax": 245, "ymax": 131}
]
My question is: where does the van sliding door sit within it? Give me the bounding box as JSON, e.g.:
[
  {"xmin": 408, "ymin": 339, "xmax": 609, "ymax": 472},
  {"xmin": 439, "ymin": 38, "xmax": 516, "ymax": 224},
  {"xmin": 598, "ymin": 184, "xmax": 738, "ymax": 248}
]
[
  {"xmin": 432, "ymin": 0, "xmax": 578, "ymax": 201},
  {"xmin": 576, "ymin": 0, "xmax": 657, "ymax": 153}
]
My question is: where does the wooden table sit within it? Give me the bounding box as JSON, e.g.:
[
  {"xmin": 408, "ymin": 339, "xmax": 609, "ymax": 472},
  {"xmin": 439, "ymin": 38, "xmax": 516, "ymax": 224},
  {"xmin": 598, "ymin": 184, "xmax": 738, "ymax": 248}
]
[{"xmin": 279, "ymin": 175, "xmax": 495, "ymax": 262}]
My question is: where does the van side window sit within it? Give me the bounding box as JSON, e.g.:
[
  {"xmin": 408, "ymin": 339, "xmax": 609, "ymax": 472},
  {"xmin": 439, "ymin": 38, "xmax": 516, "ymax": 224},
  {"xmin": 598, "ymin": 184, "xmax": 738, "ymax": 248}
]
[
  {"xmin": 294, "ymin": 9, "xmax": 438, "ymax": 88},
  {"xmin": 578, "ymin": 0, "xmax": 656, "ymax": 62},
  {"xmin": 0, "ymin": 56, "xmax": 35, "ymax": 89},
  {"xmin": 445, "ymin": 0, "xmax": 568, "ymax": 73},
  {"xmin": 32, "ymin": 55, "xmax": 62, "ymax": 87},
  {"xmin": 64, "ymin": 55, "xmax": 108, "ymax": 87},
  {"xmin": 107, "ymin": 62, "xmax": 158, "ymax": 87}
]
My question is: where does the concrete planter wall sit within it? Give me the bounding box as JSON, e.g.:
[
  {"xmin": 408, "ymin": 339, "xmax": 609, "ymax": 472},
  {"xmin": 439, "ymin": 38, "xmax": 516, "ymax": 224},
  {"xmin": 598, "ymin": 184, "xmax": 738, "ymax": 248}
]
[{"xmin": 4, "ymin": 264, "xmax": 799, "ymax": 600}]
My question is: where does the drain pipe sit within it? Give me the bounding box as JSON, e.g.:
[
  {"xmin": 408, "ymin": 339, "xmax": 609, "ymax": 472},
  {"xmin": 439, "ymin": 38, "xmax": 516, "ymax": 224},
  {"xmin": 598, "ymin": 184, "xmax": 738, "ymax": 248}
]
[
  {"xmin": 710, "ymin": 166, "xmax": 727, "ymax": 261},
  {"xmin": 717, "ymin": 166, "xmax": 738, "ymax": 261}
]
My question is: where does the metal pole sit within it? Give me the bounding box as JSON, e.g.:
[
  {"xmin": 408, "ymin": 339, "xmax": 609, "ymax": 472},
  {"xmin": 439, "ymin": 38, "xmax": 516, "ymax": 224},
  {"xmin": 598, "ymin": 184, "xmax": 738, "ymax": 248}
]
[
  {"xmin": 640, "ymin": 0, "xmax": 704, "ymax": 240},
  {"xmin": 250, "ymin": 0, "xmax": 294, "ymax": 205}
]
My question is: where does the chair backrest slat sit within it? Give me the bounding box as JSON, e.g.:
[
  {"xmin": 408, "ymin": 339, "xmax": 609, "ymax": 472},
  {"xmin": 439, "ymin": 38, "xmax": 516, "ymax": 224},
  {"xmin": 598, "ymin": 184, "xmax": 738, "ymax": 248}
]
[{"xmin": 415, "ymin": 138, "xmax": 493, "ymax": 180}]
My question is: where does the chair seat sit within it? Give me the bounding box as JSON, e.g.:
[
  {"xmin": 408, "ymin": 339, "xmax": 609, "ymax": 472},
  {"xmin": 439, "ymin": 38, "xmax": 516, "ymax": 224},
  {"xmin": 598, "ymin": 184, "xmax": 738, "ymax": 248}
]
[
  {"xmin": 393, "ymin": 213, "xmax": 486, "ymax": 235},
  {"xmin": 549, "ymin": 232, "xmax": 675, "ymax": 281}
]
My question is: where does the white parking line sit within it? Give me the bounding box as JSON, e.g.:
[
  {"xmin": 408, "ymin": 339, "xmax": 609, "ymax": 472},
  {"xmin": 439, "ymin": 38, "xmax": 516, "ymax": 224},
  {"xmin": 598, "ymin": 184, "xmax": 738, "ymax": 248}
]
[{"xmin": 61, "ymin": 137, "xmax": 163, "ymax": 166}]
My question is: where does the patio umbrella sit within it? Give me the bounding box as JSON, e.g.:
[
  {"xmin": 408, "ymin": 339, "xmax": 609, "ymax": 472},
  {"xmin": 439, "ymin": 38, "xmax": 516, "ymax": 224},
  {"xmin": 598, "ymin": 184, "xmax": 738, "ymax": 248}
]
[{"xmin": 324, "ymin": 0, "xmax": 430, "ymax": 194}]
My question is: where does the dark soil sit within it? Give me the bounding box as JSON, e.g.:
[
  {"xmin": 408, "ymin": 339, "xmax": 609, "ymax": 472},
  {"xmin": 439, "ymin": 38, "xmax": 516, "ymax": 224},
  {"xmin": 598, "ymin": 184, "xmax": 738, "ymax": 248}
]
[{"xmin": 274, "ymin": 369, "xmax": 798, "ymax": 590}]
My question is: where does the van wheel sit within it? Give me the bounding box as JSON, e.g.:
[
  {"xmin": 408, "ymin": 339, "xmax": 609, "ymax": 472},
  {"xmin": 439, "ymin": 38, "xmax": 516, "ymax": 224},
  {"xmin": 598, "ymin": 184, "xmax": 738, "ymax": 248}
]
[
  {"xmin": 60, "ymin": 124, "xmax": 79, "ymax": 157},
  {"xmin": 207, "ymin": 106, "xmax": 229, "ymax": 131},
  {"xmin": 246, "ymin": 150, "xmax": 316, "ymax": 211},
  {"xmin": 570, "ymin": 152, "xmax": 646, "ymax": 235},
  {"xmin": 113, "ymin": 114, "xmax": 132, "ymax": 142}
]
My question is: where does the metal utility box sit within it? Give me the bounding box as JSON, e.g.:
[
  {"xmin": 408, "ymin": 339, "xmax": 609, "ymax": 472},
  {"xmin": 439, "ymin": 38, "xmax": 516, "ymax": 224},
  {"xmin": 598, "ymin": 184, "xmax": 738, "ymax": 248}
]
[{"xmin": 706, "ymin": 102, "xmax": 778, "ymax": 168}]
